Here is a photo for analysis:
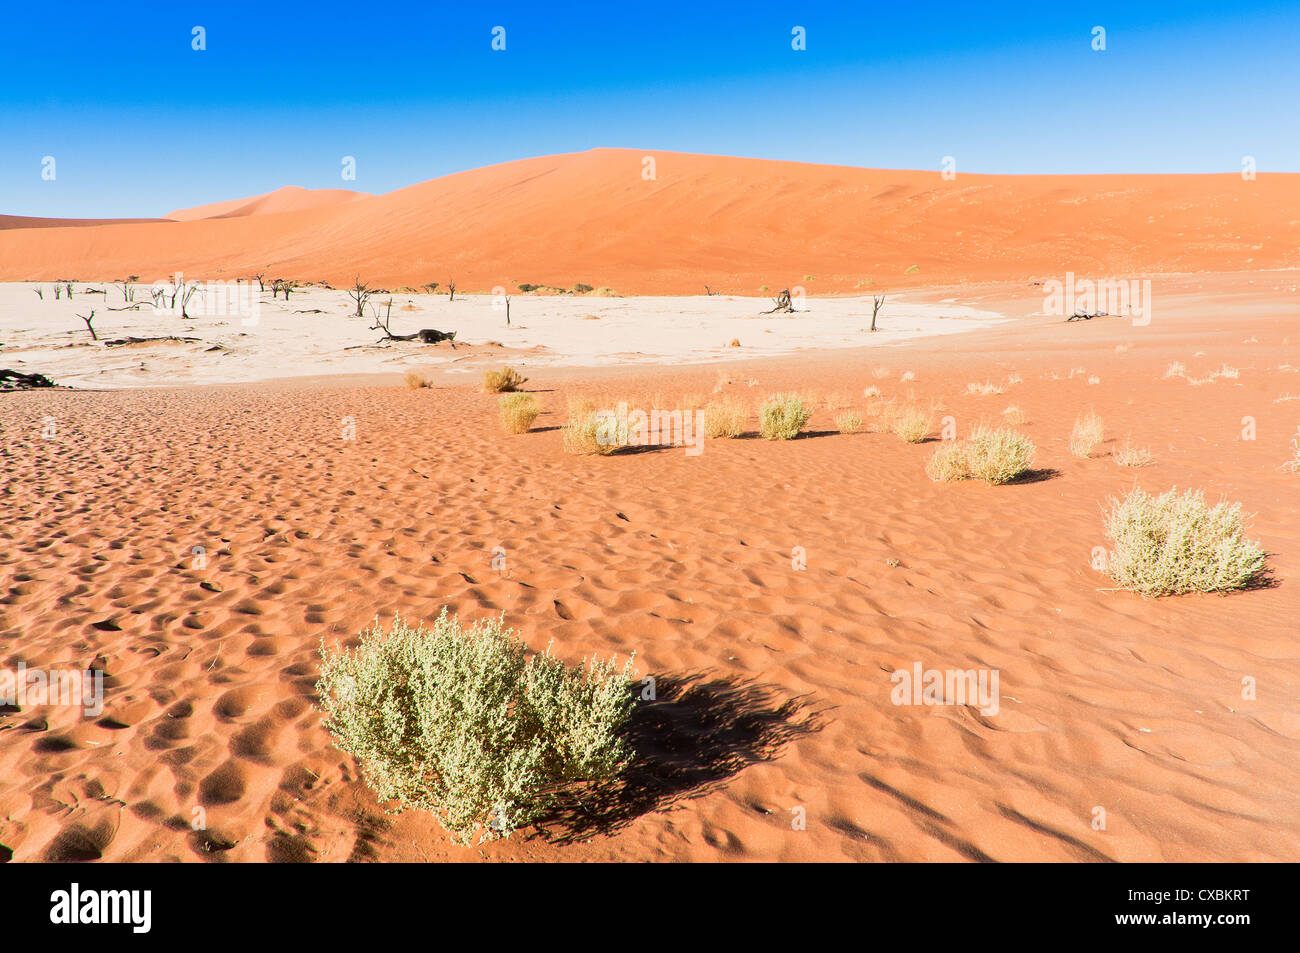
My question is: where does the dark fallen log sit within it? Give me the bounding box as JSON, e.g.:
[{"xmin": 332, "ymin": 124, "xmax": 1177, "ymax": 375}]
[
  {"xmin": 1066, "ymin": 311, "xmax": 1109, "ymax": 322},
  {"xmin": 101, "ymin": 335, "xmax": 202, "ymax": 347},
  {"xmin": 370, "ymin": 312, "xmax": 457, "ymax": 348},
  {"xmin": 0, "ymin": 368, "xmax": 56, "ymax": 391}
]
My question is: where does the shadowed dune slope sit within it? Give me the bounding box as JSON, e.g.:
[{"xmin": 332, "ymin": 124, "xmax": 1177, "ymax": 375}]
[{"xmin": 1, "ymin": 149, "xmax": 1298, "ymax": 292}]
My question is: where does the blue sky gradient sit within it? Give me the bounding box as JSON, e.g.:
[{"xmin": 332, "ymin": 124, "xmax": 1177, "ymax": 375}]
[{"xmin": 2, "ymin": 1, "xmax": 1297, "ymax": 217}]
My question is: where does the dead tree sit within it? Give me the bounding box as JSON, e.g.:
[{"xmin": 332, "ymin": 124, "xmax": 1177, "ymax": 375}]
[
  {"xmin": 254, "ymin": 271, "xmax": 266, "ymax": 292},
  {"xmin": 870, "ymin": 295, "xmax": 885, "ymax": 332},
  {"xmin": 168, "ymin": 280, "xmax": 202, "ymax": 319},
  {"xmin": 53, "ymin": 284, "xmax": 62, "ymax": 300},
  {"xmin": 118, "ymin": 276, "xmax": 139, "ymax": 303},
  {"xmin": 65, "ymin": 282, "xmax": 74, "ymax": 298},
  {"xmin": 34, "ymin": 286, "xmax": 43, "ymax": 300},
  {"xmin": 505, "ymin": 295, "xmax": 511, "ymax": 327},
  {"xmin": 764, "ymin": 289, "xmax": 794, "ymax": 314},
  {"xmin": 348, "ymin": 275, "xmax": 376, "ymax": 316},
  {"xmin": 369, "ymin": 306, "xmax": 457, "ymax": 348},
  {"xmin": 447, "ymin": 279, "xmax": 456, "ymax": 302},
  {"xmin": 422, "ymin": 282, "xmax": 439, "ymax": 294},
  {"xmin": 76, "ymin": 310, "xmax": 98, "ymax": 341}
]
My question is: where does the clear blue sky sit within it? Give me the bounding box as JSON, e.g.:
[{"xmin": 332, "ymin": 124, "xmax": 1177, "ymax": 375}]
[{"xmin": 2, "ymin": 1, "xmax": 1296, "ymax": 217}]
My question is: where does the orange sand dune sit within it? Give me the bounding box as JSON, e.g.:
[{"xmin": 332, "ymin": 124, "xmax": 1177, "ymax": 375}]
[
  {"xmin": 2, "ymin": 149, "xmax": 1298, "ymax": 293},
  {"xmin": 164, "ymin": 185, "xmax": 371, "ymax": 222}
]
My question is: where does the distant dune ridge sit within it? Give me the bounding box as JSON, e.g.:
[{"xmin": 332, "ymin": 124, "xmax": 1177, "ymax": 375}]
[
  {"xmin": 2, "ymin": 148, "xmax": 1299, "ymax": 293},
  {"xmin": 164, "ymin": 185, "xmax": 372, "ymax": 222}
]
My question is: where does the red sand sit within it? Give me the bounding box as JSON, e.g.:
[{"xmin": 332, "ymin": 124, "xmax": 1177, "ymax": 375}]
[{"xmin": 1, "ymin": 273, "xmax": 1298, "ymax": 861}]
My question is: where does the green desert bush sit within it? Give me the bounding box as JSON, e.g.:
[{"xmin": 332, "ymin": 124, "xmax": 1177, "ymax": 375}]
[
  {"xmin": 499, "ymin": 393, "xmax": 540, "ymax": 434},
  {"xmin": 703, "ymin": 397, "xmax": 748, "ymax": 438},
  {"xmin": 926, "ymin": 426, "xmax": 1036, "ymax": 485},
  {"xmin": 1103, "ymin": 487, "xmax": 1267, "ymax": 596},
  {"xmin": 891, "ymin": 405, "xmax": 932, "ymax": 443},
  {"xmin": 573, "ymin": 283, "xmax": 594, "ymax": 294},
  {"xmin": 317, "ymin": 610, "xmax": 635, "ymax": 845},
  {"xmin": 758, "ymin": 393, "xmax": 812, "ymax": 440},
  {"xmin": 483, "ymin": 367, "xmax": 529, "ymax": 393},
  {"xmin": 964, "ymin": 426, "xmax": 1036, "ymax": 484}
]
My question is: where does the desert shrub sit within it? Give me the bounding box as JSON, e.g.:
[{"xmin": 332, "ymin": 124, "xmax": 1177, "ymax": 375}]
[
  {"xmin": 834, "ymin": 410, "xmax": 864, "ymax": 434},
  {"xmin": 404, "ymin": 370, "xmax": 434, "ymax": 389},
  {"xmin": 1069, "ymin": 411, "xmax": 1105, "ymax": 458},
  {"xmin": 563, "ymin": 408, "xmax": 637, "ymax": 454},
  {"xmin": 863, "ymin": 385, "xmax": 881, "ymax": 399},
  {"xmin": 1103, "ymin": 488, "xmax": 1267, "ymax": 596},
  {"xmin": 317, "ymin": 610, "xmax": 635, "ymax": 844},
  {"xmin": 1113, "ymin": 442, "xmax": 1154, "ymax": 467},
  {"xmin": 1284, "ymin": 433, "xmax": 1300, "ymax": 472},
  {"xmin": 1164, "ymin": 361, "xmax": 1185, "ymax": 378},
  {"xmin": 925, "ymin": 442, "xmax": 969, "ymax": 482},
  {"xmin": 517, "ymin": 283, "xmax": 538, "ymax": 292},
  {"xmin": 966, "ymin": 381, "xmax": 1003, "ymax": 396},
  {"xmin": 891, "ymin": 406, "xmax": 932, "ymax": 443},
  {"xmin": 573, "ymin": 283, "xmax": 594, "ymax": 294},
  {"xmin": 963, "ymin": 426, "xmax": 1036, "ymax": 484},
  {"xmin": 928, "ymin": 427, "xmax": 1035, "ymax": 485},
  {"xmin": 758, "ymin": 393, "xmax": 812, "ymax": 440},
  {"xmin": 500, "ymin": 393, "xmax": 540, "ymax": 434},
  {"xmin": 484, "ymin": 367, "xmax": 529, "ymax": 393},
  {"xmin": 703, "ymin": 398, "xmax": 747, "ymax": 438},
  {"xmin": 1000, "ymin": 405, "xmax": 1027, "ymax": 425}
]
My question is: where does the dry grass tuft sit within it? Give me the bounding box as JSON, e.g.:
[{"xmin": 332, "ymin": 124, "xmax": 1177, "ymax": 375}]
[
  {"xmin": 1000, "ymin": 405, "xmax": 1028, "ymax": 426},
  {"xmin": 891, "ymin": 406, "xmax": 933, "ymax": 443},
  {"xmin": 702, "ymin": 398, "xmax": 748, "ymax": 438},
  {"xmin": 405, "ymin": 370, "xmax": 435, "ymax": 389},
  {"xmin": 1113, "ymin": 442, "xmax": 1154, "ymax": 467},
  {"xmin": 834, "ymin": 410, "xmax": 864, "ymax": 434},
  {"xmin": 1069, "ymin": 411, "xmax": 1105, "ymax": 459},
  {"xmin": 483, "ymin": 366, "xmax": 529, "ymax": 393},
  {"xmin": 499, "ymin": 393, "xmax": 540, "ymax": 434}
]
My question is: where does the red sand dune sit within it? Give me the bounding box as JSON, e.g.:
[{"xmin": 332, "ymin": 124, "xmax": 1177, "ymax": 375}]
[
  {"xmin": 1, "ymin": 149, "xmax": 1298, "ymax": 293},
  {"xmin": 164, "ymin": 185, "xmax": 371, "ymax": 222}
]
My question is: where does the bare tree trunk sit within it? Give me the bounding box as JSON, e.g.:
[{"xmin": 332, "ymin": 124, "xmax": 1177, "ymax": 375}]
[{"xmin": 77, "ymin": 310, "xmax": 98, "ymax": 341}]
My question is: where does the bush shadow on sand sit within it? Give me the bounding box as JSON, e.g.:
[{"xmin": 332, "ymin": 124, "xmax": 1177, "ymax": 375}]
[{"xmin": 532, "ymin": 671, "xmax": 826, "ymax": 844}]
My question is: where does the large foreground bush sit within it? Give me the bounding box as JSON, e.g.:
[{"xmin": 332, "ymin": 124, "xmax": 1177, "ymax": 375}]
[
  {"xmin": 317, "ymin": 610, "xmax": 636, "ymax": 844},
  {"xmin": 1103, "ymin": 487, "xmax": 1267, "ymax": 596}
]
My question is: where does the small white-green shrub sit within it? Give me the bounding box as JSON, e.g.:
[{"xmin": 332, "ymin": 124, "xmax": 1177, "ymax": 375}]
[
  {"xmin": 317, "ymin": 610, "xmax": 636, "ymax": 844},
  {"xmin": 1103, "ymin": 488, "xmax": 1267, "ymax": 596},
  {"xmin": 759, "ymin": 393, "xmax": 812, "ymax": 440}
]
